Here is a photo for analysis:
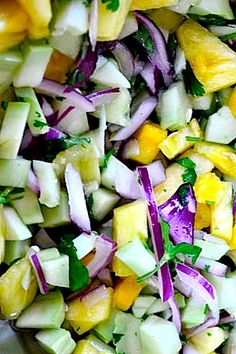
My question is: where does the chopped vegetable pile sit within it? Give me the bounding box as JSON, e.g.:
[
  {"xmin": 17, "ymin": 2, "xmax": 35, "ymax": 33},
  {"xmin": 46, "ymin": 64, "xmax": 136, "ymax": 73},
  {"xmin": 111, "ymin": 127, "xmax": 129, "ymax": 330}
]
[{"xmin": 0, "ymin": 0, "xmax": 236, "ymax": 353}]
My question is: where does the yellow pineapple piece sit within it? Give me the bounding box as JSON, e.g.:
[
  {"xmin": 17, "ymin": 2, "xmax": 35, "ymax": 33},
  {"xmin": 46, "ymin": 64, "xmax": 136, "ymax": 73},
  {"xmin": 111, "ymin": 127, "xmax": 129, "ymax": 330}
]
[
  {"xmin": 194, "ymin": 203, "xmax": 211, "ymax": 230},
  {"xmin": 131, "ymin": 0, "xmax": 178, "ymax": 10},
  {"xmin": 97, "ymin": 0, "xmax": 132, "ymax": 41},
  {"xmin": 45, "ymin": 50, "xmax": 74, "ymax": 84},
  {"xmin": 66, "ymin": 288, "xmax": 113, "ymax": 335},
  {"xmin": 229, "ymin": 85, "xmax": 236, "ymax": 116},
  {"xmin": 73, "ymin": 335, "xmax": 114, "ymax": 354},
  {"xmin": 0, "ymin": 31, "xmax": 26, "ymax": 53},
  {"xmin": 194, "ymin": 142, "xmax": 236, "ymax": 179},
  {"xmin": 190, "ymin": 327, "xmax": 227, "ymax": 354},
  {"xmin": 0, "ymin": 257, "xmax": 38, "ymax": 319},
  {"xmin": 177, "ymin": 19, "xmax": 236, "ymax": 93},
  {"xmin": 148, "ymin": 8, "xmax": 184, "ymax": 33},
  {"xmin": 193, "ymin": 173, "xmax": 225, "ymax": 205},
  {"xmin": 159, "ymin": 119, "xmax": 202, "ymax": 160},
  {"xmin": 112, "ymin": 200, "xmax": 148, "ymax": 276},
  {"xmin": 211, "ymin": 181, "xmax": 233, "ymax": 243},
  {"xmin": 0, "ymin": 0, "xmax": 29, "ymax": 34},
  {"xmin": 0, "ymin": 205, "xmax": 5, "ymax": 264},
  {"xmin": 230, "ymin": 224, "xmax": 236, "ymax": 250}
]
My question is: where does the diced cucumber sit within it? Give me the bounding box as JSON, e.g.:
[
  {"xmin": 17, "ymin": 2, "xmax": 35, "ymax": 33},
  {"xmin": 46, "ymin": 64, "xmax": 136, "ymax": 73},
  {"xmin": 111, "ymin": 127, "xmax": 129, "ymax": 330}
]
[
  {"xmin": 157, "ymin": 81, "xmax": 192, "ymax": 131},
  {"xmin": 194, "ymin": 238, "xmax": 229, "ymax": 260},
  {"xmin": 146, "ymin": 299, "xmax": 170, "ymax": 315},
  {"xmin": 115, "ymin": 315, "xmax": 142, "ymax": 354},
  {"xmin": 181, "ymin": 296, "xmax": 206, "ymax": 329},
  {"xmin": 50, "ymin": 0, "xmax": 88, "ymax": 59},
  {"xmin": 0, "ymin": 158, "xmax": 30, "ymax": 187},
  {"xmin": 175, "ymin": 292, "xmax": 186, "ymax": 309},
  {"xmin": 73, "ymin": 232, "xmax": 97, "ymax": 260},
  {"xmin": 40, "ymin": 190, "xmax": 70, "ymax": 228},
  {"xmin": 205, "ymin": 106, "xmax": 236, "ymax": 144},
  {"xmin": 79, "ymin": 335, "xmax": 115, "ymax": 354},
  {"xmin": 118, "ymin": 13, "xmax": 138, "ymax": 40},
  {"xmin": 10, "ymin": 187, "xmax": 44, "ymax": 225},
  {"xmin": 139, "ymin": 316, "xmax": 182, "ymax": 354},
  {"xmin": 15, "ymin": 87, "xmax": 49, "ymax": 136},
  {"xmin": 90, "ymin": 188, "xmax": 120, "ymax": 222},
  {"xmin": 169, "ymin": 0, "xmax": 199, "ymax": 14},
  {"xmin": 191, "ymin": 93, "xmax": 214, "ymax": 111},
  {"xmin": 113, "ymin": 311, "xmax": 130, "ymax": 335},
  {"xmin": 90, "ymin": 56, "xmax": 130, "ymax": 89},
  {"xmin": 93, "ymin": 309, "xmax": 117, "ymax": 344},
  {"xmin": 0, "ymin": 73, "xmax": 12, "ymax": 95},
  {"xmin": 38, "ymin": 248, "xmax": 60, "ymax": 262},
  {"xmin": 16, "ymin": 290, "xmax": 65, "ymax": 329},
  {"xmin": 0, "ymin": 50, "xmax": 22, "ymax": 72},
  {"xmin": 33, "ymin": 160, "xmax": 60, "ymax": 208},
  {"xmin": 4, "ymin": 239, "xmax": 30, "ymax": 265},
  {"xmin": 42, "ymin": 254, "xmax": 70, "ymax": 288},
  {"xmin": 188, "ymin": 0, "xmax": 234, "ymax": 20},
  {"xmin": 3, "ymin": 206, "xmax": 32, "ymax": 241},
  {"xmin": 101, "ymin": 155, "xmax": 123, "ymax": 190},
  {"xmin": 0, "ymin": 102, "xmax": 30, "ymax": 159},
  {"xmin": 13, "ymin": 41, "xmax": 53, "ymax": 87},
  {"xmin": 35, "ymin": 328, "xmax": 76, "ymax": 354},
  {"xmin": 132, "ymin": 296, "xmax": 156, "ymax": 318},
  {"xmin": 84, "ymin": 180, "xmax": 99, "ymax": 196},
  {"xmin": 115, "ymin": 237, "xmax": 156, "ymax": 277}
]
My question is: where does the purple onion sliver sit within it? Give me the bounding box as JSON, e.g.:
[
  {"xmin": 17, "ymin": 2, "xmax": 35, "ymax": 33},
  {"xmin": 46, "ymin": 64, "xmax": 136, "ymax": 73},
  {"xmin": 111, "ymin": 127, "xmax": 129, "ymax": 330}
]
[
  {"xmin": 52, "ymin": 106, "xmax": 75, "ymax": 126},
  {"xmin": 27, "ymin": 169, "xmax": 40, "ymax": 194},
  {"xmin": 45, "ymin": 127, "xmax": 66, "ymax": 141},
  {"xmin": 29, "ymin": 252, "xmax": 48, "ymax": 295},
  {"xmin": 142, "ymin": 160, "xmax": 166, "ymax": 187},
  {"xmin": 40, "ymin": 96, "xmax": 54, "ymax": 117},
  {"xmin": 20, "ymin": 129, "xmax": 34, "ymax": 152},
  {"xmin": 174, "ymin": 276, "xmax": 192, "ymax": 297},
  {"xmin": 168, "ymin": 295, "xmax": 181, "ymax": 333},
  {"xmin": 80, "ymin": 285, "xmax": 109, "ymax": 307},
  {"xmin": 86, "ymin": 88, "xmax": 120, "ymax": 107},
  {"xmin": 89, "ymin": 0, "xmax": 98, "ymax": 51},
  {"xmin": 185, "ymin": 256, "xmax": 228, "ymax": 277},
  {"xmin": 233, "ymin": 193, "xmax": 236, "ymax": 216},
  {"xmin": 112, "ymin": 42, "xmax": 135, "ymax": 79}
]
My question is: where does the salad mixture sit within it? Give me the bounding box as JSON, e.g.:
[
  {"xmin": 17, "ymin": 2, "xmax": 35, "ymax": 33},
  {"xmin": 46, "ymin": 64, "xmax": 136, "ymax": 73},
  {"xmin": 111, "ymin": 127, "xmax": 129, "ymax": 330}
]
[{"xmin": 1, "ymin": 0, "xmax": 236, "ymax": 353}]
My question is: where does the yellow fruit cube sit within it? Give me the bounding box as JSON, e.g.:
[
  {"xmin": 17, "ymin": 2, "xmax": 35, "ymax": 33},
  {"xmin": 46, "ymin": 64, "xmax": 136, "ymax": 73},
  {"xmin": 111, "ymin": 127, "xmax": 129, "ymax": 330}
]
[
  {"xmin": 112, "ymin": 276, "xmax": 144, "ymax": 311},
  {"xmin": 229, "ymin": 86, "xmax": 236, "ymax": 116},
  {"xmin": 148, "ymin": 8, "xmax": 184, "ymax": 33},
  {"xmin": 194, "ymin": 142, "xmax": 236, "ymax": 180},
  {"xmin": 0, "ymin": 205, "xmax": 5, "ymax": 264},
  {"xmin": 0, "ymin": 257, "xmax": 38, "ymax": 319},
  {"xmin": 230, "ymin": 224, "xmax": 236, "ymax": 250},
  {"xmin": 73, "ymin": 335, "xmax": 114, "ymax": 354},
  {"xmin": 129, "ymin": 122, "xmax": 167, "ymax": 165},
  {"xmin": 0, "ymin": 0, "xmax": 29, "ymax": 34},
  {"xmin": 45, "ymin": 50, "xmax": 74, "ymax": 84},
  {"xmin": 194, "ymin": 203, "xmax": 211, "ymax": 230},
  {"xmin": 159, "ymin": 119, "xmax": 202, "ymax": 160},
  {"xmin": 27, "ymin": 25, "xmax": 50, "ymax": 40},
  {"xmin": 73, "ymin": 340, "xmax": 97, "ymax": 354},
  {"xmin": 66, "ymin": 288, "xmax": 113, "ymax": 335},
  {"xmin": 211, "ymin": 182, "xmax": 233, "ymax": 243},
  {"xmin": 177, "ymin": 19, "xmax": 236, "ymax": 94},
  {"xmin": 97, "ymin": 0, "xmax": 132, "ymax": 41},
  {"xmin": 130, "ymin": 0, "xmax": 178, "ymax": 10},
  {"xmin": 0, "ymin": 32, "xmax": 26, "ymax": 53},
  {"xmin": 190, "ymin": 327, "xmax": 227, "ymax": 354},
  {"xmin": 193, "ymin": 173, "xmax": 225, "ymax": 205}
]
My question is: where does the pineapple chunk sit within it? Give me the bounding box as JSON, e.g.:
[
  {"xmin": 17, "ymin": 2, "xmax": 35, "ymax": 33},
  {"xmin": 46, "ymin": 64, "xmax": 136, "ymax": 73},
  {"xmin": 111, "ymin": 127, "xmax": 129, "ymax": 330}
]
[
  {"xmin": 177, "ymin": 19, "xmax": 236, "ymax": 93},
  {"xmin": 190, "ymin": 327, "xmax": 227, "ymax": 354},
  {"xmin": 159, "ymin": 119, "xmax": 202, "ymax": 160},
  {"xmin": 211, "ymin": 181, "xmax": 233, "ymax": 243},
  {"xmin": 130, "ymin": 0, "xmax": 178, "ymax": 10},
  {"xmin": 230, "ymin": 224, "xmax": 236, "ymax": 250},
  {"xmin": 74, "ymin": 335, "xmax": 114, "ymax": 354},
  {"xmin": 66, "ymin": 288, "xmax": 113, "ymax": 335},
  {"xmin": 112, "ymin": 276, "xmax": 144, "ymax": 311},
  {"xmin": 193, "ymin": 173, "xmax": 225, "ymax": 205},
  {"xmin": 0, "ymin": 0, "xmax": 29, "ymax": 34},
  {"xmin": 0, "ymin": 205, "xmax": 5, "ymax": 264},
  {"xmin": 194, "ymin": 203, "xmax": 211, "ymax": 230},
  {"xmin": 229, "ymin": 85, "xmax": 236, "ymax": 116},
  {"xmin": 112, "ymin": 200, "xmax": 148, "ymax": 276},
  {"xmin": 0, "ymin": 32, "xmax": 26, "ymax": 53},
  {"xmin": 45, "ymin": 50, "xmax": 74, "ymax": 84},
  {"xmin": 194, "ymin": 142, "xmax": 236, "ymax": 179},
  {"xmin": 148, "ymin": 8, "xmax": 184, "ymax": 33},
  {"xmin": 97, "ymin": 0, "xmax": 132, "ymax": 41},
  {"xmin": 0, "ymin": 257, "xmax": 37, "ymax": 319}
]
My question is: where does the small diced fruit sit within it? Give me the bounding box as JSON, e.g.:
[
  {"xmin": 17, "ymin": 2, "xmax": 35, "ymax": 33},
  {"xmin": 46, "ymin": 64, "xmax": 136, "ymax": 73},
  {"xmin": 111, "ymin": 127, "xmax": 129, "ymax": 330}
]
[
  {"xmin": 66, "ymin": 288, "xmax": 113, "ymax": 335},
  {"xmin": 159, "ymin": 119, "xmax": 202, "ymax": 159},
  {"xmin": 3, "ymin": 205, "xmax": 32, "ymax": 241},
  {"xmin": 112, "ymin": 276, "xmax": 145, "ymax": 311},
  {"xmin": 190, "ymin": 327, "xmax": 227, "ymax": 354},
  {"xmin": 0, "ymin": 32, "xmax": 26, "ymax": 53},
  {"xmin": 230, "ymin": 224, "xmax": 236, "ymax": 250},
  {"xmin": 4, "ymin": 239, "xmax": 30, "ymax": 265},
  {"xmin": 131, "ymin": 0, "xmax": 178, "ymax": 10},
  {"xmin": 129, "ymin": 122, "xmax": 167, "ymax": 165},
  {"xmin": 0, "ymin": 257, "xmax": 37, "ymax": 319},
  {"xmin": 148, "ymin": 8, "xmax": 184, "ymax": 33},
  {"xmin": 0, "ymin": 0, "xmax": 29, "ymax": 34},
  {"xmin": 229, "ymin": 85, "xmax": 236, "ymax": 116},
  {"xmin": 35, "ymin": 328, "xmax": 76, "ymax": 354},
  {"xmin": 45, "ymin": 50, "xmax": 74, "ymax": 84},
  {"xmin": 193, "ymin": 173, "xmax": 225, "ymax": 205},
  {"xmin": 194, "ymin": 203, "xmax": 211, "ymax": 230},
  {"xmin": 74, "ymin": 335, "xmax": 115, "ymax": 354}
]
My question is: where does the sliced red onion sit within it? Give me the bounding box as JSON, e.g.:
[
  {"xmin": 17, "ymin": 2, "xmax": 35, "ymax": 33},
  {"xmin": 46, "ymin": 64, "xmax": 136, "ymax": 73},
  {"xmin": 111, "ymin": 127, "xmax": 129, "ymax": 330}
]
[
  {"xmin": 159, "ymin": 184, "xmax": 196, "ymax": 245},
  {"xmin": 81, "ymin": 284, "xmax": 109, "ymax": 308},
  {"xmin": 185, "ymin": 256, "xmax": 228, "ymax": 277},
  {"xmin": 89, "ymin": 0, "xmax": 98, "ymax": 51},
  {"xmin": 233, "ymin": 193, "xmax": 236, "ymax": 216},
  {"xmin": 97, "ymin": 40, "xmax": 118, "ymax": 54},
  {"xmin": 37, "ymin": 79, "xmax": 94, "ymax": 112},
  {"xmin": 72, "ymin": 44, "xmax": 98, "ymax": 88},
  {"xmin": 168, "ymin": 296, "xmax": 181, "ymax": 333},
  {"xmin": 39, "ymin": 96, "xmax": 54, "ymax": 117},
  {"xmin": 86, "ymin": 88, "xmax": 120, "ymax": 107},
  {"xmin": 138, "ymin": 167, "xmax": 174, "ymax": 302},
  {"xmin": 112, "ymin": 42, "xmax": 135, "ymax": 79},
  {"xmin": 133, "ymin": 56, "xmax": 145, "ymax": 76},
  {"xmin": 140, "ymin": 63, "xmax": 164, "ymax": 95},
  {"xmin": 111, "ymin": 96, "xmax": 157, "ymax": 141},
  {"xmin": 33, "ymin": 228, "xmax": 56, "ymax": 249},
  {"xmin": 86, "ymin": 234, "xmax": 117, "ymax": 278},
  {"xmin": 20, "ymin": 129, "xmax": 34, "ymax": 152},
  {"xmin": 98, "ymin": 268, "xmax": 113, "ymax": 286},
  {"xmin": 122, "ymin": 138, "xmax": 140, "ymax": 159},
  {"xmin": 45, "ymin": 127, "xmax": 66, "ymax": 141},
  {"xmin": 174, "ymin": 276, "xmax": 192, "ymax": 297},
  {"xmin": 29, "ymin": 252, "xmax": 48, "ymax": 295},
  {"xmin": 52, "ymin": 106, "xmax": 75, "ymax": 126},
  {"xmin": 27, "ymin": 168, "xmax": 40, "ymax": 194},
  {"xmin": 141, "ymin": 160, "xmax": 166, "ymax": 188},
  {"xmin": 65, "ymin": 163, "xmax": 91, "ymax": 234},
  {"xmin": 134, "ymin": 12, "xmax": 173, "ymax": 86},
  {"xmin": 183, "ymin": 344, "xmax": 200, "ymax": 354}
]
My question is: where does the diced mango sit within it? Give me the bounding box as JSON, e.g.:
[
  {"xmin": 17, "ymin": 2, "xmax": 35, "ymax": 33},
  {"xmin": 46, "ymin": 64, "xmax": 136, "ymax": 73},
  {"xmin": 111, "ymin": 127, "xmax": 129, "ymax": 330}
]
[
  {"xmin": 193, "ymin": 173, "xmax": 225, "ymax": 205},
  {"xmin": 27, "ymin": 25, "xmax": 50, "ymax": 40},
  {"xmin": 45, "ymin": 49, "xmax": 74, "ymax": 84},
  {"xmin": 97, "ymin": 0, "xmax": 132, "ymax": 41},
  {"xmin": 194, "ymin": 203, "xmax": 211, "ymax": 230},
  {"xmin": 229, "ymin": 85, "xmax": 236, "ymax": 116},
  {"xmin": 148, "ymin": 8, "xmax": 184, "ymax": 33},
  {"xmin": 190, "ymin": 327, "xmax": 227, "ymax": 354},
  {"xmin": 159, "ymin": 119, "xmax": 202, "ymax": 160},
  {"xmin": 0, "ymin": 205, "xmax": 5, "ymax": 264},
  {"xmin": 66, "ymin": 288, "xmax": 113, "ymax": 335},
  {"xmin": 130, "ymin": 0, "xmax": 178, "ymax": 10},
  {"xmin": 112, "ymin": 200, "xmax": 148, "ymax": 276},
  {"xmin": 0, "ymin": 0, "xmax": 29, "ymax": 34},
  {"xmin": 0, "ymin": 32, "xmax": 26, "ymax": 53},
  {"xmin": 0, "ymin": 257, "xmax": 38, "ymax": 319},
  {"xmin": 194, "ymin": 142, "xmax": 236, "ymax": 180},
  {"xmin": 230, "ymin": 224, "xmax": 236, "ymax": 250},
  {"xmin": 112, "ymin": 276, "xmax": 144, "ymax": 311},
  {"xmin": 211, "ymin": 181, "xmax": 233, "ymax": 243},
  {"xmin": 177, "ymin": 19, "xmax": 236, "ymax": 94},
  {"xmin": 129, "ymin": 122, "xmax": 167, "ymax": 165}
]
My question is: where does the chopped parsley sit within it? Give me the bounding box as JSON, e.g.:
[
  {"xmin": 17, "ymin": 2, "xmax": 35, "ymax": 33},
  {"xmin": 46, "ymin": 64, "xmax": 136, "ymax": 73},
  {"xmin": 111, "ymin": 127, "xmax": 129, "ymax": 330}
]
[
  {"xmin": 177, "ymin": 157, "xmax": 197, "ymax": 186},
  {"xmin": 33, "ymin": 120, "xmax": 48, "ymax": 129},
  {"xmin": 35, "ymin": 111, "xmax": 41, "ymax": 118},
  {"xmin": 204, "ymin": 304, "xmax": 210, "ymax": 315},
  {"xmin": 136, "ymin": 266, "xmax": 158, "ymax": 283},
  {"xmin": 100, "ymin": 148, "xmax": 115, "ymax": 172},
  {"xmin": 188, "ymin": 14, "xmax": 230, "ymax": 26},
  {"xmin": 185, "ymin": 136, "xmax": 203, "ymax": 142},
  {"xmin": 205, "ymin": 200, "xmax": 216, "ymax": 206},
  {"xmin": 183, "ymin": 62, "xmax": 206, "ymax": 97},
  {"xmin": 204, "ymin": 264, "xmax": 210, "ymax": 272},
  {"xmin": 207, "ymin": 332, "xmax": 212, "ymax": 337},
  {"xmin": 101, "ymin": 0, "xmax": 119, "ymax": 12},
  {"xmin": 60, "ymin": 135, "xmax": 91, "ymax": 150},
  {"xmin": 133, "ymin": 25, "xmax": 155, "ymax": 55},
  {"xmin": 0, "ymin": 187, "xmax": 24, "ymax": 204}
]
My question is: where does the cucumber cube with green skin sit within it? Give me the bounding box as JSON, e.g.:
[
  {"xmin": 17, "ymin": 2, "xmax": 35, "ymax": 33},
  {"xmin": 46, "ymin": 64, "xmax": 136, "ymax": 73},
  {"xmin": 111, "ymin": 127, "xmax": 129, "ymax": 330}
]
[
  {"xmin": 0, "ymin": 158, "xmax": 30, "ymax": 187},
  {"xmin": 73, "ymin": 232, "xmax": 97, "ymax": 260},
  {"xmin": 181, "ymin": 296, "xmax": 206, "ymax": 329},
  {"xmin": 0, "ymin": 102, "xmax": 30, "ymax": 159},
  {"xmin": 0, "ymin": 50, "xmax": 22, "ymax": 71},
  {"xmin": 0, "ymin": 73, "xmax": 12, "ymax": 95},
  {"xmin": 40, "ymin": 190, "xmax": 70, "ymax": 228},
  {"xmin": 13, "ymin": 40, "xmax": 53, "ymax": 88},
  {"xmin": 15, "ymin": 87, "xmax": 49, "ymax": 136},
  {"xmin": 146, "ymin": 299, "xmax": 170, "ymax": 315},
  {"xmin": 16, "ymin": 290, "xmax": 65, "ymax": 329},
  {"xmin": 10, "ymin": 187, "xmax": 44, "ymax": 225},
  {"xmin": 188, "ymin": 0, "xmax": 234, "ymax": 19},
  {"xmin": 38, "ymin": 248, "xmax": 60, "ymax": 262},
  {"xmin": 35, "ymin": 328, "xmax": 76, "ymax": 354},
  {"xmin": 33, "ymin": 160, "xmax": 60, "ymax": 208},
  {"xmin": 42, "ymin": 254, "xmax": 70, "ymax": 288},
  {"xmin": 93, "ymin": 309, "xmax": 118, "ymax": 344},
  {"xmin": 132, "ymin": 296, "xmax": 156, "ymax": 319},
  {"xmin": 114, "ymin": 313, "xmax": 142, "ymax": 354},
  {"xmin": 4, "ymin": 239, "xmax": 30, "ymax": 265},
  {"xmin": 90, "ymin": 188, "xmax": 120, "ymax": 222},
  {"xmin": 3, "ymin": 206, "xmax": 32, "ymax": 241}
]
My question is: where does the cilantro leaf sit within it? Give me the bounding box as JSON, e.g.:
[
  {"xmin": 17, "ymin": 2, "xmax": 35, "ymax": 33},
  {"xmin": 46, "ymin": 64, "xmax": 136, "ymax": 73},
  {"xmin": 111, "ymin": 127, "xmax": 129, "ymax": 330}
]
[
  {"xmin": 177, "ymin": 157, "xmax": 197, "ymax": 186},
  {"xmin": 136, "ymin": 266, "xmax": 158, "ymax": 283},
  {"xmin": 177, "ymin": 157, "xmax": 196, "ymax": 170},
  {"xmin": 183, "ymin": 62, "xmax": 206, "ymax": 97},
  {"xmin": 0, "ymin": 187, "xmax": 24, "ymax": 204},
  {"xmin": 188, "ymin": 14, "xmax": 229, "ymax": 26},
  {"xmin": 60, "ymin": 135, "xmax": 91, "ymax": 150},
  {"xmin": 133, "ymin": 25, "xmax": 155, "ymax": 54},
  {"xmin": 204, "ymin": 304, "xmax": 209, "ymax": 315},
  {"xmin": 33, "ymin": 120, "xmax": 48, "ymax": 129},
  {"xmin": 100, "ymin": 148, "xmax": 115, "ymax": 172},
  {"xmin": 101, "ymin": 0, "xmax": 119, "ymax": 12},
  {"xmin": 83, "ymin": 0, "xmax": 92, "ymax": 7},
  {"xmin": 58, "ymin": 234, "xmax": 89, "ymax": 292},
  {"xmin": 185, "ymin": 136, "xmax": 203, "ymax": 142}
]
